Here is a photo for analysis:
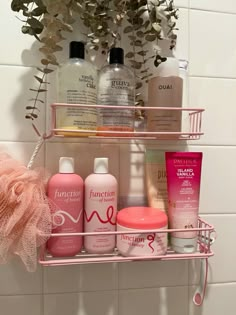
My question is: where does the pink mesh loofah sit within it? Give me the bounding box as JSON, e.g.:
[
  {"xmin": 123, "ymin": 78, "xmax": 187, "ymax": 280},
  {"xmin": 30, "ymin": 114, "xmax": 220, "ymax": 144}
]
[{"xmin": 0, "ymin": 152, "xmax": 52, "ymax": 272}]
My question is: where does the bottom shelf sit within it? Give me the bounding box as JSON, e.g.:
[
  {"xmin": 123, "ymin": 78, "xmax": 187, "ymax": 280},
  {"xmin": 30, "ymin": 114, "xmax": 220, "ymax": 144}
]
[
  {"xmin": 39, "ymin": 217, "xmax": 215, "ymax": 267},
  {"xmin": 39, "ymin": 246, "xmax": 214, "ymax": 267}
]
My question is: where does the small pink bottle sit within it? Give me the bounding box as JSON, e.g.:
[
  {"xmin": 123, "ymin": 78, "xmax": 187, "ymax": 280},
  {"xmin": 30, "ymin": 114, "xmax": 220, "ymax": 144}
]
[
  {"xmin": 47, "ymin": 157, "xmax": 84, "ymax": 257},
  {"xmin": 84, "ymin": 157, "xmax": 117, "ymax": 253}
]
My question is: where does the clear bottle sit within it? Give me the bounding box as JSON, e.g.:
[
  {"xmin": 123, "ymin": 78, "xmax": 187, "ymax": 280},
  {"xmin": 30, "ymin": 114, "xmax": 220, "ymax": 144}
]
[
  {"xmin": 47, "ymin": 157, "xmax": 84, "ymax": 257},
  {"xmin": 56, "ymin": 41, "xmax": 97, "ymax": 136},
  {"xmin": 84, "ymin": 157, "xmax": 117, "ymax": 253},
  {"xmin": 97, "ymin": 47, "xmax": 135, "ymax": 136}
]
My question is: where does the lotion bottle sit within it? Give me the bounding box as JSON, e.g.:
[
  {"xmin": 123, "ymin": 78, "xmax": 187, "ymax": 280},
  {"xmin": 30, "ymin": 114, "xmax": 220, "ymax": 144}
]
[
  {"xmin": 47, "ymin": 157, "xmax": 84, "ymax": 257},
  {"xmin": 84, "ymin": 157, "xmax": 117, "ymax": 253},
  {"xmin": 147, "ymin": 57, "xmax": 183, "ymax": 135},
  {"xmin": 97, "ymin": 47, "xmax": 135, "ymax": 136},
  {"xmin": 56, "ymin": 41, "xmax": 97, "ymax": 136}
]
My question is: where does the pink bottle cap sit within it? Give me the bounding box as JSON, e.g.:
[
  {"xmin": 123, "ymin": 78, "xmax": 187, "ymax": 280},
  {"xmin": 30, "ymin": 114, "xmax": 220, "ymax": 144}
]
[{"xmin": 117, "ymin": 207, "xmax": 168, "ymax": 230}]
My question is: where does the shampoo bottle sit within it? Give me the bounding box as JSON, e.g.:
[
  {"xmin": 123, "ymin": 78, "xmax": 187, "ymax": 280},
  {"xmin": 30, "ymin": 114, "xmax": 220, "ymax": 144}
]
[
  {"xmin": 84, "ymin": 157, "xmax": 117, "ymax": 253},
  {"xmin": 97, "ymin": 47, "xmax": 135, "ymax": 136},
  {"xmin": 147, "ymin": 57, "xmax": 183, "ymax": 134},
  {"xmin": 47, "ymin": 157, "xmax": 84, "ymax": 257},
  {"xmin": 56, "ymin": 41, "xmax": 97, "ymax": 136}
]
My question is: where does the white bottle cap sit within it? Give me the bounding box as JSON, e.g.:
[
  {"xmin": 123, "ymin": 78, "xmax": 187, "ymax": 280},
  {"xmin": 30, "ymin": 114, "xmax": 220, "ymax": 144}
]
[
  {"xmin": 59, "ymin": 157, "xmax": 74, "ymax": 174},
  {"xmin": 171, "ymin": 237, "xmax": 197, "ymax": 254},
  {"xmin": 94, "ymin": 157, "xmax": 108, "ymax": 174},
  {"xmin": 153, "ymin": 57, "xmax": 179, "ymax": 77}
]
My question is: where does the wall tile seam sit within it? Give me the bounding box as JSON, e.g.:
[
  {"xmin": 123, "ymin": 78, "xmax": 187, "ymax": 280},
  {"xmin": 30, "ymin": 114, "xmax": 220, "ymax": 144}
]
[
  {"xmin": 186, "ymin": 144, "xmax": 236, "ymax": 149},
  {"xmin": 205, "ymin": 280, "xmax": 236, "ymax": 286},
  {"xmin": 0, "ymin": 293, "xmax": 42, "ymax": 297},
  {"xmin": 0, "ymin": 140, "xmax": 44, "ymax": 144},
  {"xmin": 42, "ymin": 290, "xmax": 116, "ymax": 296},
  {"xmin": 189, "ymin": 75, "xmax": 236, "ymax": 80},
  {"xmin": 189, "ymin": 281, "xmax": 236, "ymax": 288},
  {"xmin": 0, "ymin": 64, "xmax": 39, "ymax": 69},
  {"xmin": 189, "ymin": 7, "xmax": 236, "ymax": 16},
  {"xmin": 42, "ymin": 289, "xmax": 119, "ymax": 295},
  {"xmin": 117, "ymin": 285, "xmax": 189, "ymax": 292}
]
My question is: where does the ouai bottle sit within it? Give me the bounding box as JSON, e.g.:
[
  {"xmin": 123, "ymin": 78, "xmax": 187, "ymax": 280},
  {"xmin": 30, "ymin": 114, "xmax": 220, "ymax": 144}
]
[
  {"xmin": 84, "ymin": 158, "xmax": 117, "ymax": 253},
  {"xmin": 147, "ymin": 57, "xmax": 183, "ymax": 135},
  {"xmin": 97, "ymin": 47, "xmax": 135, "ymax": 136},
  {"xmin": 47, "ymin": 157, "xmax": 84, "ymax": 257},
  {"xmin": 56, "ymin": 41, "xmax": 97, "ymax": 136}
]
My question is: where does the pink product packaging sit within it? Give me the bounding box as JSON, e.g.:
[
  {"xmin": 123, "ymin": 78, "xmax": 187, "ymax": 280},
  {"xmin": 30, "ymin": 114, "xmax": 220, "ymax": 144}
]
[
  {"xmin": 117, "ymin": 207, "xmax": 168, "ymax": 257},
  {"xmin": 47, "ymin": 157, "xmax": 84, "ymax": 257},
  {"xmin": 84, "ymin": 157, "xmax": 117, "ymax": 254},
  {"xmin": 165, "ymin": 152, "xmax": 203, "ymax": 253}
]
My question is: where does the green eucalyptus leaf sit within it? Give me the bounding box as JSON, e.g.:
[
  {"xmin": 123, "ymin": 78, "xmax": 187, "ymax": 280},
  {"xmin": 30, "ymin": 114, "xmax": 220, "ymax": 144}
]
[
  {"xmin": 145, "ymin": 34, "xmax": 157, "ymax": 41},
  {"xmin": 125, "ymin": 52, "xmax": 135, "ymax": 58}
]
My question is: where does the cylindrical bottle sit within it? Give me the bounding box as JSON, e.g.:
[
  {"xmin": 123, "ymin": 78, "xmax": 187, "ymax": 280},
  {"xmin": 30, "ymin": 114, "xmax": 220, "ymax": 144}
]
[
  {"xmin": 147, "ymin": 57, "xmax": 183, "ymax": 135},
  {"xmin": 56, "ymin": 41, "xmax": 97, "ymax": 136},
  {"xmin": 47, "ymin": 157, "xmax": 84, "ymax": 257},
  {"xmin": 97, "ymin": 47, "xmax": 135, "ymax": 136},
  {"xmin": 84, "ymin": 157, "xmax": 117, "ymax": 253}
]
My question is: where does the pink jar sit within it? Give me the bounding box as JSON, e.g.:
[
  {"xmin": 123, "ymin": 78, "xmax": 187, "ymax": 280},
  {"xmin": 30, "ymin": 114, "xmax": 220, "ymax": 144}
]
[{"xmin": 117, "ymin": 207, "xmax": 168, "ymax": 256}]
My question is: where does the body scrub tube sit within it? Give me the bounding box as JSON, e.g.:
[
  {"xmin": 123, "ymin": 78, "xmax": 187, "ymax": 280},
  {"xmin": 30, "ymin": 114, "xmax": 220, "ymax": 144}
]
[{"xmin": 165, "ymin": 152, "xmax": 203, "ymax": 253}]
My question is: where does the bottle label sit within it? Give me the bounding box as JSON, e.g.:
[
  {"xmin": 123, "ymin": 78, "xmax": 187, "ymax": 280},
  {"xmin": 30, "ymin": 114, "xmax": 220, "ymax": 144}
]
[
  {"xmin": 57, "ymin": 73, "xmax": 97, "ymax": 130},
  {"xmin": 84, "ymin": 187, "xmax": 117, "ymax": 251},
  {"xmin": 98, "ymin": 77, "xmax": 134, "ymax": 129}
]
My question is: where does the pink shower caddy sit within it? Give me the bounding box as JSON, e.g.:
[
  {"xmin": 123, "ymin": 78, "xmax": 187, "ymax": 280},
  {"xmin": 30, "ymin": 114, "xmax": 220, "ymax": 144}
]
[
  {"xmin": 33, "ymin": 103, "xmax": 204, "ymax": 140},
  {"xmin": 32, "ymin": 103, "xmax": 215, "ymax": 306}
]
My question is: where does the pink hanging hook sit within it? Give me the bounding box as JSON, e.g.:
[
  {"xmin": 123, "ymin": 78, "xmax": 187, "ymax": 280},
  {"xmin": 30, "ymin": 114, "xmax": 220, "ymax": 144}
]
[{"xmin": 193, "ymin": 258, "xmax": 209, "ymax": 306}]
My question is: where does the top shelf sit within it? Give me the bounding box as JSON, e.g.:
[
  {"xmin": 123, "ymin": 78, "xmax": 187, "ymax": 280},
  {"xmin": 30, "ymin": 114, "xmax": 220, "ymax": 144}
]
[{"xmin": 45, "ymin": 103, "xmax": 204, "ymax": 140}]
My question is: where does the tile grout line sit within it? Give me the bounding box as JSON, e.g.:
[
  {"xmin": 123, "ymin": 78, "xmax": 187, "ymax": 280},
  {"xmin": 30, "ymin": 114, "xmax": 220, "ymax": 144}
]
[{"xmin": 189, "ymin": 7, "xmax": 236, "ymax": 16}]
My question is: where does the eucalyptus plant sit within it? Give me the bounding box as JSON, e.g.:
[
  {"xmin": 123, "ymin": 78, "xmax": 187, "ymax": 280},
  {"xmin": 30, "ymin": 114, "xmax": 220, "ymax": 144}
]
[{"xmin": 10, "ymin": 0, "xmax": 178, "ymax": 121}]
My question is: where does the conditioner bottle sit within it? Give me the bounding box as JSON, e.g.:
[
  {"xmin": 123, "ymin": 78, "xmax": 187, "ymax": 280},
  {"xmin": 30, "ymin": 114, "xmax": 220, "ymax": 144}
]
[
  {"xmin": 47, "ymin": 157, "xmax": 84, "ymax": 257},
  {"xmin": 84, "ymin": 157, "xmax": 117, "ymax": 253},
  {"xmin": 56, "ymin": 41, "xmax": 97, "ymax": 136}
]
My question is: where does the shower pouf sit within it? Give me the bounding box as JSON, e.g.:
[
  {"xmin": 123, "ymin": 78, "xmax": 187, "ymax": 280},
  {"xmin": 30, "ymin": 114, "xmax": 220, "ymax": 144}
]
[{"xmin": 0, "ymin": 152, "xmax": 52, "ymax": 271}]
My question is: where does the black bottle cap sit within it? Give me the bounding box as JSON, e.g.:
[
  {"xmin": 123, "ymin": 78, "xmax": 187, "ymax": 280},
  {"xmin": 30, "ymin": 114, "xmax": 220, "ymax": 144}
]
[
  {"xmin": 109, "ymin": 47, "xmax": 124, "ymax": 64},
  {"xmin": 69, "ymin": 41, "xmax": 85, "ymax": 59}
]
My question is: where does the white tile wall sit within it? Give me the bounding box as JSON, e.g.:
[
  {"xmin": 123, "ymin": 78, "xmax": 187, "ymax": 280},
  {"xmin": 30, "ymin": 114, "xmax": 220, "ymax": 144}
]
[
  {"xmin": 190, "ymin": 0, "xmax": 236, "ymax": 14},
  {"xmin": 0, "ymin": 5, "xmax": 41, "ymax": 66},
  {"xmin": 0, "ymin": 295, "xmax": 43, "ymax": 315},
  {"xmin": 189, "ymin": 283, "xmax": 236, "ymax": 315},
  {"xmin": 189, "ymin": 77, "xmax": 236, "ymax": 146},
  {"xmin": 189, "ymin": 10, "xmax": 236, "ymax": 78},
  {"xmin": 0, "ymin": 2, "xmax": 236, "ymax": 315},
  {"xmin": 119, "ymin": 287, "xmax": 188, "ymax": 315}
]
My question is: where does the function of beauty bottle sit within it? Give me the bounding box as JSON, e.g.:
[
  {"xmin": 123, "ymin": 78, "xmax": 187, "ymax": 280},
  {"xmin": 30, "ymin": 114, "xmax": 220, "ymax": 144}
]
[
  {"xmin": 84, "ymin": 157, "xmax": 117, "ymax": 253},
  {"xmin": 56, "ymin": 41, "xmax": 97, "ymax": 136},
  {"xmin": 97, "ymin": 47, "xmax": 135, "ymax": 136},
  {"xmin": 47, "ymin": 157, "xmax": 84, "ymax": 257},
  {"xmin": 147, "ymin": 57, "xmax": 183, "ymax": 135}
]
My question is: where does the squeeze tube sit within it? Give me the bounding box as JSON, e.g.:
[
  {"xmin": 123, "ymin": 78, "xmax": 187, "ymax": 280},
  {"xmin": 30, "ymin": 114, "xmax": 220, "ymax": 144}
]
[{"xmin": 165, "ymin": 152, "xmax": 203, "ymax": 253}]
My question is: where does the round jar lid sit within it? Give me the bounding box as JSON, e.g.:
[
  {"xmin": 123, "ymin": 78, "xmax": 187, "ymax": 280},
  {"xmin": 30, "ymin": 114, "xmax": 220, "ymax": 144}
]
[{"xmin": 117, "ymin": 207, "xmax": 168, "ymax": 229}]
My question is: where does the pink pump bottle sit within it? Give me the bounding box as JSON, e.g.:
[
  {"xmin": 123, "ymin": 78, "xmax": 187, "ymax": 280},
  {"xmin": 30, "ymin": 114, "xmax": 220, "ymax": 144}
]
[
  {"xmin": 84, "ymin": 157, "xmax": 117, "ymax": 254},
  {"xmin": 47, "ymin": 157, "xmax": 84, "ymax": 257}
]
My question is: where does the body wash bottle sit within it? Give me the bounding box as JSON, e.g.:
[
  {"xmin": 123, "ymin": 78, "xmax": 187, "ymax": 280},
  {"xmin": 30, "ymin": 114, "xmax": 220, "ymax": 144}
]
[
  {"xmin": 97, "ymin": 47, "xmax": 135, "ymax": 136},
  {"xmin": 56, "ymin": 41, "xmax": 97, "ymax": 136},
  {"xmin": 84, "ymin": 157, "xmax": 117, "ymax": 253},
  {"xmin": 147, "ymin": 57, "xmax": 183, "ymax": 135},
  {"xmin": 47, "ymin": 157, "xmax": 84, "ymax": 257}
]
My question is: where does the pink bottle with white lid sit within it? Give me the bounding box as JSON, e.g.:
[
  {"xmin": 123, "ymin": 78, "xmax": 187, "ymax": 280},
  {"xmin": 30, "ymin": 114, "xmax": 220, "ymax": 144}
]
[
  {"xmin": 47, "ymin": 157, "xmax": 84, "ymax": 257},
  {"xmin": 84, "ymin": 157, "xmax": 117, "ymax": 253}
]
